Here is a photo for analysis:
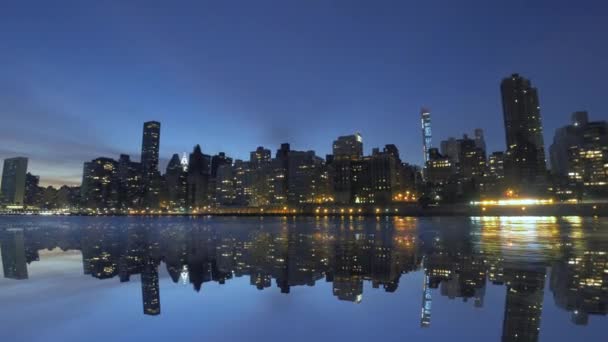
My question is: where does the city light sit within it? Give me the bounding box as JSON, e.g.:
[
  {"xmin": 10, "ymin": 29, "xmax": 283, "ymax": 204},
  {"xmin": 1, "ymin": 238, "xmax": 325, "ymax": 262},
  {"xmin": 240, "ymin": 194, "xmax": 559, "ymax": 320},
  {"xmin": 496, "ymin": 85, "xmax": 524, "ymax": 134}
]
[{"xmin": 470, "ymin": 198, "xmax": 554, "ymax": 206}]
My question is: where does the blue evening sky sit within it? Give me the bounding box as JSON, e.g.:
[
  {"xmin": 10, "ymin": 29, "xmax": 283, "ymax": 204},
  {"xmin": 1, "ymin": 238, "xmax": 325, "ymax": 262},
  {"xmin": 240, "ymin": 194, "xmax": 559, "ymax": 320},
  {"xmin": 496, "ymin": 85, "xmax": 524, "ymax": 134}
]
[{"xmin": 1, "ymin": 0, "xmax": 607, "ymax": 186}]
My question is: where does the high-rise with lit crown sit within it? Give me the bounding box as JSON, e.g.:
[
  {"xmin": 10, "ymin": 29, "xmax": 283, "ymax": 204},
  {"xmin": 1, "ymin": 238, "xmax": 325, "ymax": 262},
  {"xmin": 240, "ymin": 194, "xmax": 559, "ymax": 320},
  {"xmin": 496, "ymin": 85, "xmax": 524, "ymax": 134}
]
[
  {"xmin": 421, "ymin": 108, "xmax": 432, "ymax": 164},
  {"xmin": 500, "ymin": 74, "xmax": 547, "ymax": 192}
]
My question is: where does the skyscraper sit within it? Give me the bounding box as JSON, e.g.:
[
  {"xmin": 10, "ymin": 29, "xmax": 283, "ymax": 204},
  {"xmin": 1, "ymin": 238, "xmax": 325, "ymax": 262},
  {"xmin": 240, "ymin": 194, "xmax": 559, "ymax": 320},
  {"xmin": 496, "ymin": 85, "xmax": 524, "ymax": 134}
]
[
  {"xmin": 187, "ymin": 145, "xmax": 210, "ymax": 208},
  {"xmin": 117, "ymin": 154, "xmax": 142, "ymax": 210},
  {"xmin": 421, "ymin": 108, "xmax": 432, "ymax": 164},
  {"xmin": 550, "ymin": 111, "xmax": 608, "ymax": 197},
  {"xmin": 141, "ymin": 121, "xmax": 161, "ymax": 179},
  {"xmin": 165, "ymin": 154, "xmax": 187, "ymax": 209},
  {"xmin": 474, "ymin": 128, "xmax": 486, "ymax": 153},
  {"xmin": 500, "ymin": 74, "xmax": 547, "ymax": 191},
  {"xmin": 81, "ymin": 157, "xmax": 119, "ymax": 209},
  {"xmin": 332, "ymin": 134, "xmax": 363, "ymax": 161},
  {"xmin": 1, "ymin": 157, "xmax": 28, "ymax": 207},
  {"xmin": 141, "ymin": 121, "xmax": 161, "ymax": 208}
]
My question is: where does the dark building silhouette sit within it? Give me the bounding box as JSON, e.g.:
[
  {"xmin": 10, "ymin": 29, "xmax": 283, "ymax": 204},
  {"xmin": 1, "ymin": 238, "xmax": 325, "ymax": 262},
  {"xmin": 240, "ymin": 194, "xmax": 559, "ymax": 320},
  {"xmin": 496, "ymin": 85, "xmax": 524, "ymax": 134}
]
[
  {"xmin": 501, "ymin": 266, "xmax": 546, "ymax": 342},
  {"xmin": 165, "ymin": 154, "xmax": 187, "ymax": 209},
  {"xmin": 81, "ymin": 157, "xmax": 119, "ymax": 210},
  {"xmin": 210, "ymin": 152, "xmax": 232, "ymax": 179},
  {"xmin": 117, "ymin": 154, "xmax": 142, "ymax": 210},
  {"xmin": 24, "ymin": 172, "xmax": 42, "ymax": 207},
  {"xmin": 187, "ymin": 145, "xmax": 211, "ymax": 208},
  {"xmin": 500, "ymin": 74, "xmax": 547, "ymax": 194},
  {"xmin": 1, "ymin": 157, "xmax": 28, "ymax": 206}
]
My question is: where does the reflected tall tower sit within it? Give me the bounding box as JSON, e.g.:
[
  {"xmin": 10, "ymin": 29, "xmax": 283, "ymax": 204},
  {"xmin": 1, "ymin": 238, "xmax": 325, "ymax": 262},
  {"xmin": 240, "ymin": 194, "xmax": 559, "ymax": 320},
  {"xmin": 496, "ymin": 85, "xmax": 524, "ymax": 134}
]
[
  {"xmin": 421, "ymin": 108, "xmax": 432, "ymax": 164},
  {"xmin": 141, "ymin": 258, "xmax": 161, "ymax": 315},
  {"xmin": 1, "ymin": 228, "xmax": 28, "ymax": 279},
  {"xmin": 420, "ymin": 273, "xmax": 432, "ymax": 327},
  {"xmin": 501, "ymin": 266, "xmax": 546, "ymax": 342}
]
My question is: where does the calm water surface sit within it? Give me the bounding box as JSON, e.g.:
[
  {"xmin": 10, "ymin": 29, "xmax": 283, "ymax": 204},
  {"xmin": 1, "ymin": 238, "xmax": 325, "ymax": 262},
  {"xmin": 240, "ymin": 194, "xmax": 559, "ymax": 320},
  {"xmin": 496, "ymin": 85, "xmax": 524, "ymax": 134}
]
[{"xmin": 0, "ymin": 216, "xmax": 606, "ymax": 341}]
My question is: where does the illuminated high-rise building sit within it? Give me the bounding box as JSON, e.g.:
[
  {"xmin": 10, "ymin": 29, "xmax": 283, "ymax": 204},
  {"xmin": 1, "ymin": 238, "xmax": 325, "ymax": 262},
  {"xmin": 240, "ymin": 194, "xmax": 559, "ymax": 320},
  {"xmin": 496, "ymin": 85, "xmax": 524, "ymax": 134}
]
[
  {"xmin": 1, "ymin": 157, "xmax": 28, "ymax": 206},
  {"xmin": 117, "ymin": 154, "xmax": 142, "ymax": 210},
  {"xmin": 500, "ymin": 74, "xmax": 547, "ymax": 192},
  {"xmin": 140, "ymin": 121, "xmax": 161, "ymax": 208},
  {"xmin": 81, "ymin": 157, "xmax": 119, "ymax": 209},
  {"xmin": 549, "ymin": 111, "xmax": 607, "ymax": 197},
  {"xmin": 421, "ymin": 108, "xmax": 432, "ymax": 164}
]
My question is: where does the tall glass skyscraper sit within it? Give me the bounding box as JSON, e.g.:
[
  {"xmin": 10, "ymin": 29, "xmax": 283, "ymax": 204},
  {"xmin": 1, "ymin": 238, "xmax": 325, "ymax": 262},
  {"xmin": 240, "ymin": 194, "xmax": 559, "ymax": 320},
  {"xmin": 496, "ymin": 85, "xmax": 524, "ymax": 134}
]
[
  {"xmin": 0, "ymin": 157, "xmax": 28, "ymax": 206},
  {"xmin": 140, "ymin": 121, "xmax": 161, "ymax": 208},
  {"xmin": 420, "ymin": 108, "xmax": 432, "ymax": 163},
  {"xmin": 141, "ymin": 121, "xmax": 161, "ymax": 182}
]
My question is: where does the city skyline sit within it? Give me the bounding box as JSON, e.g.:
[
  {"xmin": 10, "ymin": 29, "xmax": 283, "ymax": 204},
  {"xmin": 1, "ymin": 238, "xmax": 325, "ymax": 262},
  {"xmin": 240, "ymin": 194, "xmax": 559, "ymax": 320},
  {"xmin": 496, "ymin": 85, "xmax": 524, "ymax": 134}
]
[{"xmin": 2, "ymin": 1, "xmax": 608, "ymax": 187}]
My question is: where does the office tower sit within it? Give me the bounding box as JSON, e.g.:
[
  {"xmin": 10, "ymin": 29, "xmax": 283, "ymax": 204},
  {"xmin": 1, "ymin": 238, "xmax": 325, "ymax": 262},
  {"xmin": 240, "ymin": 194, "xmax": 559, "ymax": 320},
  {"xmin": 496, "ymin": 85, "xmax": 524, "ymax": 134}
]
[
  {"xmin": 141, "ymin": 121, "xmax": 161, "ymax": 208},
  {"xmin": 186, "ymin": 145, "xmax": 210, "ymax": 208},
  {"xmin": 286, "ymin": 150, "xmax": 325, "ymax": 204},
  {"xmin": 425, "ymin": 148, "xmax": 455, "ymax": 185},
  {"xmin": 482, "ymin": 151, "xmax": 506, "ymax": 196},
  {"xmin": 440, "ymin": 137, "xmax": 460, "ymax": 163},
  {"xmin": 117, "ymin": 154, "xmax": 142, "ymax": 210},
  {"xmin": 269, "ymin": 159, "xmax": 288, "ymax": 205},
  {"xmin": 250, "ymin": 146, "xmax": 271, "ymax": 169},
  {"xmin": 488, "ymin": 152, "xmax": 505, "ymax": 179},
  {"xmin": 274, "ymin": 143, "xmax": 291, "ymax": 202},
  {"xmin": 141, "ymin": 258, "xmax": 161, "ymax": 315},
  {"xmin": 0, "ymin": 228, "xmax": 28, "ymax": 279},
  {"xmin": 457, "ymin": 135, "xmax": 486, "ymax": 181},
  {"xmin": 333, "ymin": 134, "xmax": 363, "ymax": 161},
  {"xmin": 500, "ymin": 74, "xmax": 547, "ymax": 191},
  {"xmin": 369, "ymin": 146, "xmax": 400, "ymax": 204},
  {"xmin": 24, "ymin": 172, "xmax": 41, "ymax": 207},
  {"xmin": 421, "ymin": 108, "xmax": 432, "ymax": 163},
  {"xmin": 81, "ymin": 157, "xmax": 119, "ymax": 209},
  {"xmin": 331, "ymin": 133, "xmax": 363, "ymax": 204},
  {"xmin": 1, "ymin": 157, "xmax": 28, "ymax": 206},
  {"xmin": 210, "ymin": 152, "xmax": 232, "ymax": 179},
  {"xmin": 550, "ymin": 111, "xmax": 607, "ymax": 196},
  {"xmin": 216, "ymin": 164, "xmax": 236, "ymax": 205},
  {"xmin": 141, "ymin": 121, "xmax": 161, "ymax": 181},
  {"xmin": 474, "ymin": 128, "xmax": 486, "ymax": 153},
  {"xmin": 165, "ymin": 154, "xmax": 187, "ymax": 210}
]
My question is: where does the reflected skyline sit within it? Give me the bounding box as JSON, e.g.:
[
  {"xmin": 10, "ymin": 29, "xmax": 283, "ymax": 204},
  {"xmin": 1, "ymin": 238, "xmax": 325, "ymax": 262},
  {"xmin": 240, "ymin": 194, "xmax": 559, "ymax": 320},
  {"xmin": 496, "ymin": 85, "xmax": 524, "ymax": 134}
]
[{"xmin": 1, "ymin": 216, "xmax": 606, "ymax": 341}]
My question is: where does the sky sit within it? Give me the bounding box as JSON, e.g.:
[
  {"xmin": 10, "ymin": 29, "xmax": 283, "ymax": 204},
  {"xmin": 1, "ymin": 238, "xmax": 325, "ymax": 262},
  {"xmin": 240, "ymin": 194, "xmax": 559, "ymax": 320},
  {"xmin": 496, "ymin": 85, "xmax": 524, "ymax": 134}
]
[{"xmin": 1, "ymin": 0, "xmax": 607, "ymax": 187}]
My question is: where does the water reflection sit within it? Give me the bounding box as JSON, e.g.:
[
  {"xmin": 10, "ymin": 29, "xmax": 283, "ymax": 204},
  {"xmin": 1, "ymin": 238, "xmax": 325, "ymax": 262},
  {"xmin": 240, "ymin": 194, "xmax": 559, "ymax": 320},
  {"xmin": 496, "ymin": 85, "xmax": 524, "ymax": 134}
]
[{"xmin": 0, "ymin": 216, "xmax": 606, "ymax": 341}]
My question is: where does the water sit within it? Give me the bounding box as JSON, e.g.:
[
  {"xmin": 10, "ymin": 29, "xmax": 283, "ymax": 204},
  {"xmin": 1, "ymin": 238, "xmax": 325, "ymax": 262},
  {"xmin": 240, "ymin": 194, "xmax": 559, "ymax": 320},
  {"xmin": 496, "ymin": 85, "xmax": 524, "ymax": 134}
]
[{"xmin": 0, "ymin": 216, "xmax": 606, "ymax": 341}]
